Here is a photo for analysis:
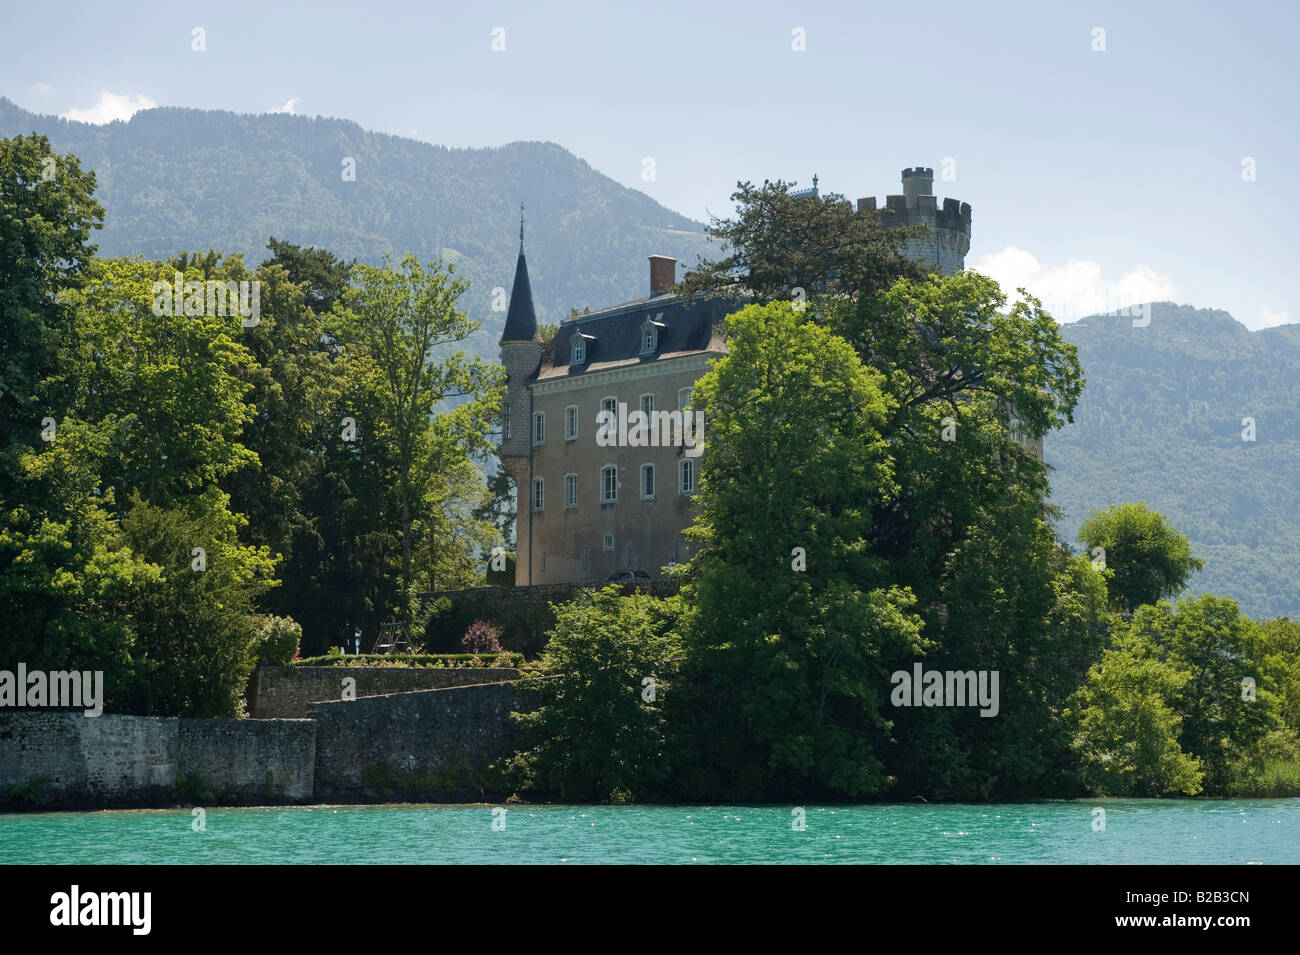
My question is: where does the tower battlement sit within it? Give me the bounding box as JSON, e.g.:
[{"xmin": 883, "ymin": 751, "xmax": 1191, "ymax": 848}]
[{"xmin": 857, "ymin": 167, "xmax": 971, "ymax": 274}]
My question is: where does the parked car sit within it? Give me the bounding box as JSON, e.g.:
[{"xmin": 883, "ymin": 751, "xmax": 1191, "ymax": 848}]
[{"xmin": 605, "ymin": 570, "xmax": 652, "ymax": 583}]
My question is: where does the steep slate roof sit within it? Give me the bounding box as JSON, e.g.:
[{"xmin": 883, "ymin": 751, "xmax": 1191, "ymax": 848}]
[
  {"xmin": 500, "ymin": 249, "xmax": 540, "ymax": 343},
  {"xmin": 540, "ymin": 293, "xmax": 738, "ymax": 380}
]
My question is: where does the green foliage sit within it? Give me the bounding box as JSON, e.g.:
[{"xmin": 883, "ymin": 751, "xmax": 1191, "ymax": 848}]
[
  {"xmin": 677, "ymin": 178, "xmax": 928, "ymax": 304},
  {"xmin": 1079, "ymin": 502, "xmax": 1204, "ymax": 611},
  {"xmin": 255, "ymin": 615, "xmax": 302, "ymax": 666},
  {"xmin": 507, "ymin": 587, "xmax": 682, "ymax": 802},
  {"xmin": 1068, "ymin": 630, "xmax": 1204, "ymax": 796},
  {"xmin": 1137, "ymin": 595, "xmax": 1279, "ymax": 792},
  {"xmin": 1070, "ymin": 595, "xmax": 1295, "ymax": 796},
  {"xmin": 117, "ymin": 497, "xmax": 274, "ymax": 717},
  {"xmin": 677, "ymin": 301, "xmax": 923, "ymax": 800},
  {"xmin": 330, "ymin": 254, "xmax": 506, "ymax": 614}
]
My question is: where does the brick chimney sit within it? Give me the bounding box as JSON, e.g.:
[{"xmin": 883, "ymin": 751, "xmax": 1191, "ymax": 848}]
[{"xmin": 649, "ymin": 255, "xmax": 677, "ymax": 295}]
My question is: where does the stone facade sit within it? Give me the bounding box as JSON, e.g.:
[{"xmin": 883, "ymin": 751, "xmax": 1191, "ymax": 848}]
[{"xmin": 248, "ymin": 665, "xmax": 521, "ymax": 718}]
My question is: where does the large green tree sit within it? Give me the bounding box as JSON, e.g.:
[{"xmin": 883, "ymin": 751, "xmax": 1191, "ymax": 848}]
[
  {"xmin": 675, "ymin": 301, "xmax": 924, "ymax": 800},
  {"xmin": 0, "ymin": 135, "xmax": 153, "ymax": 683},
  {"xmin": 329, "ymin": 255, "xmax": 505, "ymax": 622},
  {"xmin": 1078, "ymin": 502, "xmax": 1204, "ymax": 612}
]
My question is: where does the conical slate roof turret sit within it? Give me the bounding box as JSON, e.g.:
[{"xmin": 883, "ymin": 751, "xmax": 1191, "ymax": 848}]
[{"xmin": 500, "ymin": 205, "xmax": 540, "ymax": 344}]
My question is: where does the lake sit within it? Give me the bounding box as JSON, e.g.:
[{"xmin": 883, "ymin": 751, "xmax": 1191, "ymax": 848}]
[{"xmin": 2, "ymin": 799, "xmax": 1297, "ymax": 864}]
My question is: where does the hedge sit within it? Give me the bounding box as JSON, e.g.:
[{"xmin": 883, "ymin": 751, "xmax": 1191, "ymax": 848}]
[{"xmin": 290, "ymin": 652, "xmax": 523, "ymax": 668}]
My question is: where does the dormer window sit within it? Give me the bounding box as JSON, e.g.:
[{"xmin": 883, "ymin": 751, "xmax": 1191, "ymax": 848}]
[
  {"xmin": 572, "ymin": 332, "xmax": 595, "ymax": 365},
  {"xmin": 640, "ymin": 313, "xmax": 666, "ymax": 355}
]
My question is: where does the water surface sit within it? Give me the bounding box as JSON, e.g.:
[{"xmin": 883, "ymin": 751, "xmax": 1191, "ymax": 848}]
[{"xmin": 2, "ymin": 800, "xmax": 1296, "ymax": 864}]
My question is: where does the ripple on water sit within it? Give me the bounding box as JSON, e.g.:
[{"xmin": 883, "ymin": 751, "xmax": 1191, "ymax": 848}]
[{"xmin": 0, "ymin": 799, "xmax": 1297, "ymax": 864}]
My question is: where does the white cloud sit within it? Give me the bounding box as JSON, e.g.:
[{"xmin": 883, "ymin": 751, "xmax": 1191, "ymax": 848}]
[
  {"xmin": 271, "ymin": 97, "xmax": 299, "ymax": 114},
  {"xmin": 1258, "ymin": 305, "xmax": 1289, "ymax": 328},
  {"xmin": 60, "ymin": 91, "xmax": 156, "ymax": 125},
  {"xmin": 971, "ymin": 245, "xmax": 1175, "ymax": 323}
]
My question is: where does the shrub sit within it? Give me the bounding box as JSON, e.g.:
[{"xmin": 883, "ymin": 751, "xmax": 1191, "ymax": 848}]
[
  {"xmin": 460, "ymin": 620, "xmax": 504, "ymax": 654},
  {"xmin": 256, "ymin": 615, "xmax": 302, "ymax": 666}
]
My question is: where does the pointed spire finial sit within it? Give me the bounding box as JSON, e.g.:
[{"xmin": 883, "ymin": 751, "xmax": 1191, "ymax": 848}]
[{"xmin": 519, "ymin": 201, "xmax": 525, "ymax": 252}]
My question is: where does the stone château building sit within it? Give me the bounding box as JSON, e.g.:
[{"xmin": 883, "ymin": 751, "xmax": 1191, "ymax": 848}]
[{"xmin": 499, "ymin": 167, "xmax": 976, "ymax": 585}]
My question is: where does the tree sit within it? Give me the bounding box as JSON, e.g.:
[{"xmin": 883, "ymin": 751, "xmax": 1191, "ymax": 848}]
[
  {"xmin": 1079, "ymin": 503, "xmax": 1204, "ymax": 612},
  {"xmin": 508, "ymin": 587, "xmax": 683, "ymax": 802},
  {"xmin": 1141, "ymin": 595, "xmax": 1276, "ymax": 792},
  {"xmin": 330, "ymin": 255, "xmax": 505, "ymax": 618},
  {"xmin": 0, "ymin": 135, "xmax": 154, "ymax": 688},
  {"xmin": 264, "ymin": 237, "xmax": 354, "ymax": 316},
  {"xmin": 675, "ymin": 301, "xmax": 924, "ymax": 799},
  {"xmin": 0, "ymin": 134, "xmax": 102, "ymax": 495},
  {"xmin": 677, "ymin": 179, "xmax": 929, "ymax": 305},
  {"xmin": 118, "ymin": 497, "xmax": 274, "ymax": 716},
  {"xmin": 1069, "ymin": 629, "xmax": 1204, "ymax": 796}
]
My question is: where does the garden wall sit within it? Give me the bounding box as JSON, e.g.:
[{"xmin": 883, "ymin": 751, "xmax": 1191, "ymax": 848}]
[
  {"xmin": 309, "ymin": 681, "xmax": 520, "ymax": 802},
  {"xmin": 249, "ymin": 665, "xmax": 520, "ymax": 718}
]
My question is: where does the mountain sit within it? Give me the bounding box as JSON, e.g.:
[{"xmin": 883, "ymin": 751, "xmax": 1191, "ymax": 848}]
[
  {"xmin": 1047, "ymin": 302, "xmax": 1300, "ymax": 619},
  {"xmin": 0, "ymin": 97, "xmax": 715, "ymax": 355}
]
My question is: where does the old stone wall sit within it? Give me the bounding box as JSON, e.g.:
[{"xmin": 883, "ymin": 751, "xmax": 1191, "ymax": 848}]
[
  {"xmin": 249, "ymin": 666, "xmax": 521, "ymax": 718},
  {"xmin": 0, "ymin": 712, "xmax": 177, "ymax": 810},
  {"xmin": 310, "ymin": 681, "xmax": 519, "ymax": 803},
  {"xmin": 177, "ymin": 717, "xmax": 315, "ymax": 803},
  {"xmin": 0, "ymin": 712, "xmax": 314, "ymax": 809}
]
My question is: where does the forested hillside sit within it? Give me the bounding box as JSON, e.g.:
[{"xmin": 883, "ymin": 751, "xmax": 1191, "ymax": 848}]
[
  {"xmin": 0, "ymin": 96, "xmax": 713, "ymax": 357},
  {"xmin": 1047, "ymin": 303, "xmax": 1300, "ymax": 619}
]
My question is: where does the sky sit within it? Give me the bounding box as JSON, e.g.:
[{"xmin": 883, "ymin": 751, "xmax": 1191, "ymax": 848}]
[{"xmin": 2, "ymin": 0, "xmax": 1296, "ymax": 329}]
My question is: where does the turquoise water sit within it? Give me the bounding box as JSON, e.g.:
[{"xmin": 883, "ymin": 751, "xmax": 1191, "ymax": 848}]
[{"xmin": 2, "ymin": 800, "xmax": 1297, "ymax": 864}]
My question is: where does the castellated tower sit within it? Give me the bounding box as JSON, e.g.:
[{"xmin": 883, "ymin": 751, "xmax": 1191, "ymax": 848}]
[
  {"xmin": 498, "ymin": 219, "xmax": 542, "ymax": 584},
  {"xmin": 859, "ymin": 167, "xmax": 972, "ymax": 275}
]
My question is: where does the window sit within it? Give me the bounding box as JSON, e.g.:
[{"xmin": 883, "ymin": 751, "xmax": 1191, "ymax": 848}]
[
  {"xmin": 601, "ymin": 465, "xmax": 618, "ymax": 503},
  {"xmin": 640, "ymin": 393, "xmax": 654, "ymax": 417},
  {"xmin": 601, "ymin": 396, "xmax": 618, "ymax": 417},
  {"xmin": 503, "ymin": 403, "xmax": 511, "ymax": 441},
  {"xmin": 533, "ymin": 411, "xmax": 545, "ymax": 445},
  {"xmin": 565, "ymin": 405, "xmax": 579, "ymax": 440},
  {"xmin": 641, "ymin": 463, "xmax": 655, "ymax": 499},
  {"xmin": 531, "ymin": 477, "xmax": 544, "ymax": 511},
  {"xmin": 679, "ymin": 458, "xmax": 695, "ymax": 494},
  {"xmin": 603, "ymin": 533, "xmax": 615, "ymax": 552},
  {"xmin": 572, "ymin": 337, "xmax": 586, "ymax": 364},
  {"xmin": 581, "ymin": 546, "xmax": 591, "ymax": 572},
  {"xmin": 564, "ymin": 473, "xmax": 577, "ymax": 508},
  {"xmin": 678, "ymin": 387, "xmax": 693, "ymax": 410},
  {"xmin": 641, "ymin": 326, "xmax": 657, "ymax": 354}
]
